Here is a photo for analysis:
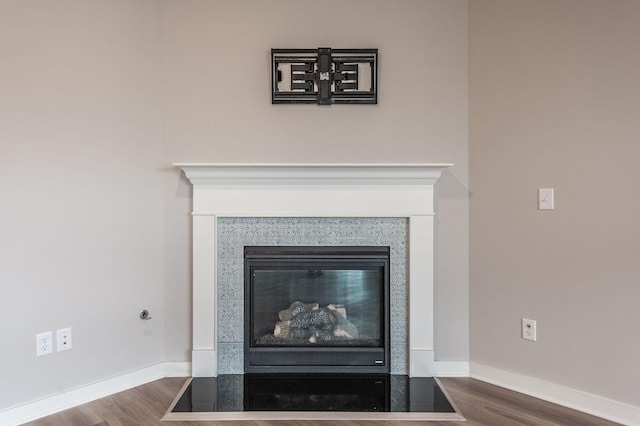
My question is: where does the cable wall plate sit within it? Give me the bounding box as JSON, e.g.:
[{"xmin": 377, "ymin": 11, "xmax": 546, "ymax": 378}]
[{"xmin": 271, "ymin": 48, "xmax": 378, "ymax": 105}]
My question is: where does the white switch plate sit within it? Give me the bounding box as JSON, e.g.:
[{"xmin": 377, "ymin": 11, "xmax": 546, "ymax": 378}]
[{"xmin": 538, "ymin": 188, "xmax": 554, "ymax": 210}]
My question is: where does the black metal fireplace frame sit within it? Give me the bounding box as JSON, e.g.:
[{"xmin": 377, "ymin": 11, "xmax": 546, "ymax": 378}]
[{"xmin": 244, "ymin": 246, "xmax": 390, "ymax": 374}]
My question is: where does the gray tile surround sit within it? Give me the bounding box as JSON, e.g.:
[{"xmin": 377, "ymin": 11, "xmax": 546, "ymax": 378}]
[{"xmin": 216, "ymin": 217, "xmax": 409, "ymax": 374}]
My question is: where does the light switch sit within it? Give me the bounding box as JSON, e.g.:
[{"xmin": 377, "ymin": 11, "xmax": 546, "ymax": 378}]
[{"xmin": 538, "ymin": 188, "xmax": 554, "ymax": 210}]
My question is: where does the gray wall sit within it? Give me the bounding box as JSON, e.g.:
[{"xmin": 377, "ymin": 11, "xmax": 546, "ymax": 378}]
[
  {"xmin": 469, "ymin": 0, "xmax": 640, "ymax": 407},
  {"xmin": 1, "ymin": 0, "xmax": 469, "ymax": 410},
  {"xmin": 0, "ymin": 0, "xmax": 165, "ymax": 410}
]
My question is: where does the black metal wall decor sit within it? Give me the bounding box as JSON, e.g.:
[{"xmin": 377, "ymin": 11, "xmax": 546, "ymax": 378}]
[{"xmin": 271, "ymin": 48, "xmax": 378, "ymax": 105}]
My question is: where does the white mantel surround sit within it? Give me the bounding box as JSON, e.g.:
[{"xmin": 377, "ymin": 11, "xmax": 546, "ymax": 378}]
[{"xmin": 176, "ymin": 163, "xmax": 452, "ymax": 378}]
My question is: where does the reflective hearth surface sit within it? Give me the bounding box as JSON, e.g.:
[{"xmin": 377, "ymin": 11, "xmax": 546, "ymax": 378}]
[{"xmin": 171, "ymin": 374, "xmax": 456, "ymax": 413}]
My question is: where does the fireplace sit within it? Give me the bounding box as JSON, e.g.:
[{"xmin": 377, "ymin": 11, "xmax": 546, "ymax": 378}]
[
  {"xmin": 176, "ymin": 163, "xmax": 452, "ymax": 378},
  {"xmin": 244, "ymin": 246, "xmax": 390, "ymax": 373}
]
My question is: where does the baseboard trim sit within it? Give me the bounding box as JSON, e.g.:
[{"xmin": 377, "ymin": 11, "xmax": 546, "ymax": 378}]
[
  {"xmin": 434, "ymin": 361, "xmax": 470, "ymax": 377},
  {"xmin": 470, "ymin": 362, "xmax": 640, "ymax": 426},
  {"xmin": 0, "ymin": 362, "xmax": 191, "ymax": 426}
]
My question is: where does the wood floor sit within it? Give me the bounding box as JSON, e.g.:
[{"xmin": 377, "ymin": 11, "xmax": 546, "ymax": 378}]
[{"xmin": 24, "ymin": 377, "xmax": 619, "ymax": 426}]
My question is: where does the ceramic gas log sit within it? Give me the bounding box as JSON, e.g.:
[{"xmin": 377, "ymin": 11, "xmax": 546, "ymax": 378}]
[{"xmin": 258, "ymin": 301, "xmax": 361, "ymax": 344}]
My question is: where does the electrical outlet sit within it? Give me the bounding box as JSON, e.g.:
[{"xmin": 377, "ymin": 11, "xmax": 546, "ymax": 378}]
[
  {"xmin": 36, "ymin": 331, "xmax": 53, "ymax": 356},
  {"xmin": 522, "ymin": 318, "xmax": 537, "ymax": 342},
  {"xmin": 56, "ymin": 327, "xmax": 72, "ymax": 352}
]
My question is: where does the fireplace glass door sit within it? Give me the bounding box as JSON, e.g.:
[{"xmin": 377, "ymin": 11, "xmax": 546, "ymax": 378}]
[{"xmin": 244, "ymin": 246, "xmax": 390, "ymax": 373}]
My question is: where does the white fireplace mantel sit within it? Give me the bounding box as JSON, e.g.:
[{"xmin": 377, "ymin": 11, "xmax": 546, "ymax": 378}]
[
  {"xmin": 177, "ymin": 163, "xmax": 452, "ymax": 186},
  {"xmin": 177, "ymin": 162, "xmax": 452, "ymax": 377}
]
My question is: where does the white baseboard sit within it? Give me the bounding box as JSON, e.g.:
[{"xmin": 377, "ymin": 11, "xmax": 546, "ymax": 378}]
[
  {"xmin": 164, "ymin": 361, "xmax": 192, "ymax": 377},
  {"xmin": 0, "ymin": 361, "xmax": 191, "ymax": 426},
  {"xmin": 470, "ymin": 362, "xmax": 640, "ymax": 426},
  {"xmin": 434, "ymin": 361, "xmax": 470, "ymax": 377}
]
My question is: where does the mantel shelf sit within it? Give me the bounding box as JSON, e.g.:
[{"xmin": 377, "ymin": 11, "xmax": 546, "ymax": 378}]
[{"xmin": 175, "ymin": 163, "xmax": 454, "ymax": 186}]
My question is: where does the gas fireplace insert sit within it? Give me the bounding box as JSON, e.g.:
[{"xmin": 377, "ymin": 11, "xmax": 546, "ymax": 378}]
[{"xmin": 244, "ymin": 246, "xmax": 390, "ymax": 373}]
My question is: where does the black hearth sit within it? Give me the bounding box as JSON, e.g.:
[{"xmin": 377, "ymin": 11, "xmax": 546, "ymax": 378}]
[
  {"xmin": 170, "ymin": 375, "xmax": 458, "ymax": 415},
  {"xmin": 244, "ymin": 246, "xmax": 390, "ymax": 373}
]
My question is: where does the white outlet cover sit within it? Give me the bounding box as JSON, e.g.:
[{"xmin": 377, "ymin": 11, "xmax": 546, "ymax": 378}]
[
  {"xmin": 56, "ymin": 327, "xmax": 72, "ymax": 352},
  {"xmin": 522, "ymin": 318, "xmax": 537, "ymax": 342},
  {"xmin": 36, "ymin": 331, "xmax": 53, "ymax": 356}
]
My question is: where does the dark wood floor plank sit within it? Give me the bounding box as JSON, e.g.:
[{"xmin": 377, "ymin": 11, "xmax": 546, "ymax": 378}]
[{"xmin": 24, "ymin": 376, "xmax": 619, "ymax": 426}]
